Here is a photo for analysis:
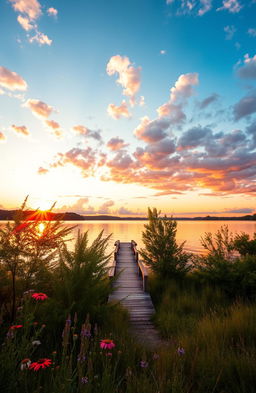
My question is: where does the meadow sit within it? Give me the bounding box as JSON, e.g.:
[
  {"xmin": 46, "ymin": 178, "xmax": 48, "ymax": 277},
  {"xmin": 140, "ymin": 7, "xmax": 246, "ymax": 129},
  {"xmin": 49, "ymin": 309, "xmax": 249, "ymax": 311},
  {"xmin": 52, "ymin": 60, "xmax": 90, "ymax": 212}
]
[{"xmin": 0, "ymin": 204, "xmax": 256, "ymax": 393}]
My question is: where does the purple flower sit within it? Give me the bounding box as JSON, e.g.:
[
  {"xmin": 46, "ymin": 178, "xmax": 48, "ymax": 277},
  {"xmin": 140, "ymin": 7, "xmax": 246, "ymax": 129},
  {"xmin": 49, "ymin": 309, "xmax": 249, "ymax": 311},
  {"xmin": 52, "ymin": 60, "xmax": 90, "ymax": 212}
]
[
  {"xmin": 153, "ymin": 353, "xmax": 159, "ymax": 360},
  {"xmin": 140, "ymin": 360, "xmax": 148, "ymax": 368},
  {"xmin": 81, "ymin": 328, "xmax": 91, "ymax": 338},
  {"xmin": 81, "ymin": 376, "xmax": 88, "ymax": 384},
  {"xmin": 77, "ymin": 355, "xmax": 86, "ymax": 363},
  {"xmin": 66, "ymin": 319, "xmax": 71, "ymax": 326},
  {"xmin": 177, "ymin": 347, "xmax": 185, "ymax": 356}
]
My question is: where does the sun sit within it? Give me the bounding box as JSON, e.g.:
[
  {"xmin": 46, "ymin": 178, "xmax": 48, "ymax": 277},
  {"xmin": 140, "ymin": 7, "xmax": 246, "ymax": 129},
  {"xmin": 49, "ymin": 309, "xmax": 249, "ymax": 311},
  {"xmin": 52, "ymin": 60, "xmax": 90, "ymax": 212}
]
[{"xmin": 37, "ymin": 223, "xmax": 46, "ymax": 234}]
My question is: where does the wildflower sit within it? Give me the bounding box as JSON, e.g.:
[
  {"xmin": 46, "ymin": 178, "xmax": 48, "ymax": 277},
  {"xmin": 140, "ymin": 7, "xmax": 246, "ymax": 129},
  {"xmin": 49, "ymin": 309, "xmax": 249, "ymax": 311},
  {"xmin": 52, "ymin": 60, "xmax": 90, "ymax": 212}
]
[
  {"xmin": 81, "ymin": 328, "xmax": 91, "ymax": 338},
  {"xmin": 33, "ymin": 322, "xmax": 38, "ymax": 326},
  {"xmin": 32, "ymin": 340, "xmax": 41, "ymax": 346},
  {"xmin": 106, "ymin": 352, "xmax": 112, "ymax": 357},
  {"xmin": 24, "ymin": 289, "xmax": 35, "ymax": 295},
  {"xmin": 177, "ymin": 347, "xmax": 185, "ymax": 356},
  {"xmin": 81, "ymin": 377, "xmax": 88, "ymax": 384},
  {"xmin": 66, "ymin": 318, "xmax": 71, "ymax": 326},
  {"xmin": 10, "ymin": 325, "xmax": 23, "ymax": 330},
  {"xmin": 20, "ymin": 358, "xmax": 31, "ymax": 370},
  {"xmin": 153, "ymin": 353, "xmax": 159, "ymax": 360},
  {"xmin": 73, "ymin": 334, "xmax": 78, "ymax": 340},
  {"xmin": 140, "ymin": 360, "xmax": 148, "ymax": 368},
  {"xmin": 31, "ymin": 293, "xmax": 48, "ymax": 301},
  {"xmin": 29, "ymin": 358, "xmax": 52, "ymax": 371},
  {"xmin": 77, "ymin": 354, "xmax": 86, "ymax": 363},
  {"xmin": 100, "ymin": 339, "xmax": 115, "ymax": 349}
]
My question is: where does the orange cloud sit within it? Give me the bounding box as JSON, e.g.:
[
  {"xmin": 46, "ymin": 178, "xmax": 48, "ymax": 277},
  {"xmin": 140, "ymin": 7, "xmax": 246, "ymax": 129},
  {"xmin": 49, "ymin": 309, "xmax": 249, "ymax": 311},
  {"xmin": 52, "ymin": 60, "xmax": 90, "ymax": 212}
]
[
  {"xmin": 37, "ymin": 167, "xmax": 49, "ymax": 175},
  {"xmin": 170, "ymin": 73, "xmax": 199, "ymax": 102},
  {"xmin": 45, "ymin": 120, "xmax": 63, "ymax": 138},
  {"xmin": 0, "ymin": 132, "xmax": 6, "ymax": 142},
  {"xmin": 24, "ymin": 99, "xmax": 54, "ymax": 118},
  {"xmin": 73, "ymin": 125, "xmax": 102, "ymax": 141},
  {"xmin": 0, "ymin": 66, "xmax": 27, "ymax": 91},
  {"xmin": 107, "ymin": 101, "xmax": 131, "ymax": 119},
  {"xmin": 11, "ymin": 124, "xmax": 30, "ymax": 136}
]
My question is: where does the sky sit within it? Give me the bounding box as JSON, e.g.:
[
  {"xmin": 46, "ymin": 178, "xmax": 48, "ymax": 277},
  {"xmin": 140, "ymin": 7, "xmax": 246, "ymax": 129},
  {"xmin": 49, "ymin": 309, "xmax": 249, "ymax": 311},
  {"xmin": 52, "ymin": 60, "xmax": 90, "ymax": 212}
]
[{"xmin": 0, "ymin": 0, "xmax": 256, "ymax": 217}]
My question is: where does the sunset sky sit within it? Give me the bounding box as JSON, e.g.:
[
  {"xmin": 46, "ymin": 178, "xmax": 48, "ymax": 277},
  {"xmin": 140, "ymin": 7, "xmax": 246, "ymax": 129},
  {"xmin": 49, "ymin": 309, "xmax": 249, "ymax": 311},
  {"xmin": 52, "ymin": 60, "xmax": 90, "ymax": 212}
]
[{"xmin": 0, "ymin": 0, "xmax": 256, "ymax": 217}]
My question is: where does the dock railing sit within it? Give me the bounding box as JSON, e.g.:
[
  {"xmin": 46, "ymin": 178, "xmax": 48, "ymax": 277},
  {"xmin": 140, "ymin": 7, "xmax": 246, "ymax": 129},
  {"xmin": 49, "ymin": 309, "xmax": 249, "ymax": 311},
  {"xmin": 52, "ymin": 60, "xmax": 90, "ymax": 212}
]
[
  {"xmin": 131, "ymin": 240, "xmax": 149, "ymax": 292},
  {"xmin": 108, "ymin": 240, "xmax": 120, "ymax": 278}
]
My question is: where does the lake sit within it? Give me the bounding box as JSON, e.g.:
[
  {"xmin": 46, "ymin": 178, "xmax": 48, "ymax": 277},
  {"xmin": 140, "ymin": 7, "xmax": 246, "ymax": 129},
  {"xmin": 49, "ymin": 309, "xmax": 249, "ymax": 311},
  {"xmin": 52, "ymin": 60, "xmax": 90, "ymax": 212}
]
[
  {"xmin": 62, "ymin": 220, "xmax": 256, "ymax": 255},
  {"xmin": 1, "ymin": 220, "xmax": 255, "ymax": 255}
]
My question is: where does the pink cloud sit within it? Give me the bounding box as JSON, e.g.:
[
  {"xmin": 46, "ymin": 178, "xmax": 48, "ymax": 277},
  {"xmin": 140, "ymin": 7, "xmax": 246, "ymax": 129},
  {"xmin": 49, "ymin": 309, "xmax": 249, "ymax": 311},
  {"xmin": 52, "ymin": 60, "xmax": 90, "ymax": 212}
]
[
  {"xmin": 29, "ymin": 31, "xmax": 52, "ymax": 45},
  {"xmin": 73, "ymin": 125, "xmax": 102, "ymax": 141},
  {"xmin": 45, "ymin": 120, "xmax": 63, "ymax": 138},
  {"xmin": 11, "ymin": 124, "xmax": 30, "ymax": 136},
  {"xmin": 9, "ymin": 0, "xmax": 42, "ymax": 20},
  {"xmin": 0, "ymin": 66, "xmax": 27, "ymax": 91},
  {"xmin": 107, "ymin": 137, "xmax": 129, "ymax": 151},
  {"xmin": 98, "ymin": 200, "xmax": 115, "ymax": 214},
  {"xmin": 17, "ymin": 14, "xmax": 34, "ymax": 30},
  {"xmin": 217, "ymin": 0, "xmax": 242, "ymax": 13},
  {"xmin": 170, "ymin": 73, "xmax": 199, "ymax": 102},
  {"xmin": 47, "ymin": 7, "xmax": 58, "ymax": 16},
  {"xmin": 134, "ymin": 116, "xmax": 170, "ymax": 142},
  {"xmin": 24, "ymin": 99, "xmax": 54, "ymax": 118},
  {"xmin": 106, "ymin": 55, "xmax": 141, "ymax": 100},
  {"xmin": 107, "ymin": 100, "xmax": 131, "ymax": 119}
]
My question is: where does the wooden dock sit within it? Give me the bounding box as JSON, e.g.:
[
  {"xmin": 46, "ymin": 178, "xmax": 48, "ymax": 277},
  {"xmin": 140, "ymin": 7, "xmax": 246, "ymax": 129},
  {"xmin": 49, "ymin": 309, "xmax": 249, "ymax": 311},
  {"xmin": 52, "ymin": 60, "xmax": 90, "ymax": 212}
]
[{"xmin": 108, "ymin": 241, "xmax": 161, "ymax": 348}]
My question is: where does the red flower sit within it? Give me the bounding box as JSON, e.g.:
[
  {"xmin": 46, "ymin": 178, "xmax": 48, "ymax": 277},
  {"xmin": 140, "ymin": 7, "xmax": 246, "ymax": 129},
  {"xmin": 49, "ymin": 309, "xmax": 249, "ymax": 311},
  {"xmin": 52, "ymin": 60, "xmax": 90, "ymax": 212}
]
[
  {"xmin": 31, "ymin": 292, "xmax": 48, "ymax": 301},
  {"xmin": 100, "ymin": 339, "xmax": 115, "ymax": 349},
  {"xmin": 10, "ymin": 325, "xmax": 23, "ymax": 330},
  {"xmin": 29, "ymin": 358, "xmax": 52, "ymax": 371}
]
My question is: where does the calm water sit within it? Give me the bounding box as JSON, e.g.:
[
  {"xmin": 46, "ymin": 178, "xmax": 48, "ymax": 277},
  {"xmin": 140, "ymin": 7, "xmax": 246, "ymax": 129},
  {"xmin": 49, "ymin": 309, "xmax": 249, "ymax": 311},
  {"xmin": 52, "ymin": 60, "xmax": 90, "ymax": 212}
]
[
  {"xmin": 62, "ymin": 220, "xmax": 256, "ymax": 255},
  {"xmin": 1, "ymin": 220, "xmax": 255, "ymax": 255}
]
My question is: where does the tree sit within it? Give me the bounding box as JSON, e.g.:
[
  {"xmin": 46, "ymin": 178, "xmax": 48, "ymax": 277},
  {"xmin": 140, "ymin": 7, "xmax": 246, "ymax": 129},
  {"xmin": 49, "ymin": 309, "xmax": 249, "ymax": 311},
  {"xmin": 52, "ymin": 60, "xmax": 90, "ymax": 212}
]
[
  {"xmin": 140, "ymin": 208, "xmax": 191, "ymax": 279},
  {"xmin": 233, "ymin": 232, "xmax": 256, "ymax": 256}
]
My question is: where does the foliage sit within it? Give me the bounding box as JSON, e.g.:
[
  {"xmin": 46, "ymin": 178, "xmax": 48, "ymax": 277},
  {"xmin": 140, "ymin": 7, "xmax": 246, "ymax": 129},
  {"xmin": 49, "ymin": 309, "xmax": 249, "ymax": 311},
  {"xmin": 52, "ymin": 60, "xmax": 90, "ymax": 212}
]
[
  {"xmin": 46, "ymin": 230, "xmax": 114, "ymax": 324},
  {"xmin": 0, "ymin": 197, "xmax": 73, "ymax": 321},
  {"xmin": 140, "ymin": 208, "xmax": 191, "ymax": 279},
  {"xmin": 233, "ymin": 232, "xmax": 256, "ymax": 256},
  {"xmin": 200, "ymin": 225, "xmax": 235, "ymax": 260}
]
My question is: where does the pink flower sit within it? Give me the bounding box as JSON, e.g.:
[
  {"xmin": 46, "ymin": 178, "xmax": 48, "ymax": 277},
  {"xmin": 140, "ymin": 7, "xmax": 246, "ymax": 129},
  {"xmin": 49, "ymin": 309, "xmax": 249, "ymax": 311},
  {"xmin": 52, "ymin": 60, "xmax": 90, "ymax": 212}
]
[
  {"xmin": 10, "ymin": 324, "xmax": 23, "ymax": 330},
  {"xmin": 31, "ymin": 292, "xmax": 48, "ymax": 301},
  {"xmin": 20, "ymin": 358, "xmax": 31, "ymax": 370},
  {"xmin": 100, "ymin": 339, "xmax": 115, "ymax": 349}
]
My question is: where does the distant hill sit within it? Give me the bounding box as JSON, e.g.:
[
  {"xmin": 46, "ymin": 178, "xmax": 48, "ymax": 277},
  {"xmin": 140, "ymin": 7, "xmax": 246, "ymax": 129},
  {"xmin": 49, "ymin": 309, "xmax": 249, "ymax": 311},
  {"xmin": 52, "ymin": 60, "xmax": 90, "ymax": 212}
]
[{"xmin": 0, "ymin": 209, "xmax": 255, "ymax": 221}]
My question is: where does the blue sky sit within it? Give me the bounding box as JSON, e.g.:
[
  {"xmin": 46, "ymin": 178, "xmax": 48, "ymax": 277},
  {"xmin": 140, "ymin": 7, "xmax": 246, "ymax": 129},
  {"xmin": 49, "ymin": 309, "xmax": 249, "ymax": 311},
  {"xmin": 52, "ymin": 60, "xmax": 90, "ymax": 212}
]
[{"xmin": 0, "ymin": 0, "xmax": 255, "ymax": 216}]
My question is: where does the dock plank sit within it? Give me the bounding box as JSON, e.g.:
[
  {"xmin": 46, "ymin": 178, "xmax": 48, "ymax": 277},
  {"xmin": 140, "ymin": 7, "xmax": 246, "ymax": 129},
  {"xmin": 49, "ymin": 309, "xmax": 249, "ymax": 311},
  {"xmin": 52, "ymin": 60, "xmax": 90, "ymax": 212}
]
[{"xmin": 108, "ymin": 242, "xmax": 162, "ymax": 348}]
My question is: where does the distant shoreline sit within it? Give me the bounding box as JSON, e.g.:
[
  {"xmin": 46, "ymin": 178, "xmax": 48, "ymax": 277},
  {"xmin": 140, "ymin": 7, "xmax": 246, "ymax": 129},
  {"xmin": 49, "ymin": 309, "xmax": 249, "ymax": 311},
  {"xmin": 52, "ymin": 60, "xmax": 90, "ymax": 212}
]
[{"xmin": 0, "ymin": 209, "xmax": 255, "ymax": 221}]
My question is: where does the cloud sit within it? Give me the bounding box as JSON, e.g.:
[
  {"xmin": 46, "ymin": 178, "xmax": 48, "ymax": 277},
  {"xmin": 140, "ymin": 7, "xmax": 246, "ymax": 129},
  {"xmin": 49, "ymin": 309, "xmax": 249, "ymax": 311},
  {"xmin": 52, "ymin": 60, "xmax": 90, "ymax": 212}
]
[
  {"xmin": 198, "ymin": 0, "xmax": 213, "ymax": 15},
  {"xmin": 134, "ymin": 116, "xmax": 170, "ymax": 142},
  {"xmin": 11, "ymin": 124, "xmax": 30, "ymax": 136},
  {"xmin": 198, "ymin": 93, "xmax": 219, "ymax": 109},
  {"xmin": 224, "ymin": 25, "xmax": 236, "ymax": 40},
  {"xmin": 233, "ymin": 94, "xmax": 256, "ymax": 120},
  {"xmin": 225, "ymin": 208, "xmax": 255, "ymax": 213},
  {"xmin": 37, "ymin": 167, "xmax": 49, "ymax": 175},
  {"xmin": 170, "ymin": 73, "xmax": 199, "ymax": 102},
  {"xmin": 9, "ymin": 0, "xmax": 42, "ymax": 20},
  {"xmin": 236, "ymin": 54, "xmax": 256, "ymax": 79},
  {"xmin": 107, "ymin": 100, "xmax": 131, "ymax": 119},
  {"xmin": 217, "ymin": 0, "xmax": 243, "ymax": 13},
  {"xmin": 107, "ymin": 137, "xmax": 129, "ymax": 151},
  {"xmin": 47, "ymin": 7, "xmax": 58, "ymax": 17},
  {"xmin": 157, "ymin": 102, "xmax": 186, "ymax": 124},
  {"xmin": 98, "ymin": 200, "xmax": 115, "ymax": 214},
  {"xmin": 29, "ymin": 31, "xmax": 52, "ymax": 45},
  {"xmin": 50, "ymin": 147, "xmax": 98, "ymax": 177},
  {"xmin": 45, "ymin": 120, "xmax": 63, "ymax": 138},
  {"xmin": 0, "ymin": 132, "xmax": 6, "ymax": 142},
  {"xmin": 17, "ymin": 15, "xmax": 34, "ymax": 30},
  {"xmin": 24, "ymin": 99, "xmax": 54, "ymax": 118},
  {"xmin": 73, "ymin": 125, "xmax": 102, "ymax": 142},
  {"xmin": 248, "ymin": 28, "xmax": 256, "ymax": 37},
  {"xmin": 160, "ymin": 50, "xmax": 166, "ymax": 55},
  {"xmin": 0, "ymin": 66, "xmax": 27, "ymax": 91},
  {"xmin": 106, "ymin": 55, "xmax": 141, "ymax": 101}
]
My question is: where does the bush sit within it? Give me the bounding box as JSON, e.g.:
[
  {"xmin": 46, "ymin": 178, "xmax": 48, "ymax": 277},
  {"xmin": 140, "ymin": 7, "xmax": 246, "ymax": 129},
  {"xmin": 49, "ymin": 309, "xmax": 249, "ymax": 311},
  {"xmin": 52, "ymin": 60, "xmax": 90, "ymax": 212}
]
[
  {"xmin": 140, "ymin": 208, "xmax": 191, "ymax": 279},
  {"xmin": 233, "ymin": 232, "xmax": 256, "ymax": 256}
]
